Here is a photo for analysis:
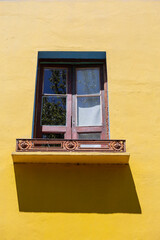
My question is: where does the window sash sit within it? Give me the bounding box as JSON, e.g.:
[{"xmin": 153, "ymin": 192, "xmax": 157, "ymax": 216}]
[{"xmin": 34, "ymin": 62, "xmax": 108, "ymax": 139}]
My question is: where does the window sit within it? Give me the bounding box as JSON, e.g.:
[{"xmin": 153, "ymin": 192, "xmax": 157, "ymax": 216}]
[
  {"xmin": 14, "ymin": 52, "xmax": 127, "ymax": 158},
  {"xmin": 33, "ymin": 52, "xmax": 109, "ymax": 140}
]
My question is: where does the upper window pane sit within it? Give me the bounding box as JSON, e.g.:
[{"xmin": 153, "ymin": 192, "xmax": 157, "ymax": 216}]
[
  {"xmin": 43, "ymin": 69, "xmax": 67, "ymax": 94},
  {"xmin": 76, "ymin": 68, "xmax": 100, "ymax": 95}
]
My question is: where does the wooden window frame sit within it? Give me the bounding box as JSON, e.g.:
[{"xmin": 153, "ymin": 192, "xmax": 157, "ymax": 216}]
[{"xmin": 33, "ymin": 59, "xmax": 109, "ymax": 140}]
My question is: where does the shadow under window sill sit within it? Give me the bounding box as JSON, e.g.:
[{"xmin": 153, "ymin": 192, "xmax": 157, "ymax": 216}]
[{"xmin": 13, "ymin": 163, "xmax": 141, "ymax": 213}]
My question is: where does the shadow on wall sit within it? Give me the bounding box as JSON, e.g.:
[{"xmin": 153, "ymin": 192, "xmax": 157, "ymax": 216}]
[{"xmin": 14, "ymin": 163, "xmax": 141, "ymax": 213}]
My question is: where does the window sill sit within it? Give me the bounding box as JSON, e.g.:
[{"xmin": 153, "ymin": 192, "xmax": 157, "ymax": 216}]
[
  {"xmin": 12, "ymin": 151, "xmax": 130, "ymax": 164},
  {"xmin": 13, "ymin": 139, "xmax": 129, "ymax": 164}
]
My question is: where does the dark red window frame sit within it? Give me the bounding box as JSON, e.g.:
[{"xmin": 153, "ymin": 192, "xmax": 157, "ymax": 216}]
[{"xmin": 33, "ymin": 59, "xmax": 109, "ymax": 140}]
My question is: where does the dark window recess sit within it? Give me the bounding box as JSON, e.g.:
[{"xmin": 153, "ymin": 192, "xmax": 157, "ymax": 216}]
[
  {"xmin": 33, "ymin": 59, "xmax": 109, "ymax": 140},
  {"xmin": 42, "ymin": 133, "xmax": 64, "ymax": 139},
  {"xmin": 78, "ymin": 133, "xmax": 101, "ymax": 140}
]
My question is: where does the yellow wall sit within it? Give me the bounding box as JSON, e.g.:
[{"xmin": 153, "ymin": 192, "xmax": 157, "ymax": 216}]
[{"xmin": 1, "ymin": 0, "xmax": 160, "ymax": 239}]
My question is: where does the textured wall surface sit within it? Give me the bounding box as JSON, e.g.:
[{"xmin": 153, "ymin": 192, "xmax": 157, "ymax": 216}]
[{"xmin": 0, "ymin": 0, "xmax": 160, "ymax": 239}]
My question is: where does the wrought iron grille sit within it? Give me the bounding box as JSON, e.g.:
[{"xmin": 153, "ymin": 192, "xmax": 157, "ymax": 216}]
[{"xmin": 16, "ymin": 139, "xmax": 126, "ymax": 152}]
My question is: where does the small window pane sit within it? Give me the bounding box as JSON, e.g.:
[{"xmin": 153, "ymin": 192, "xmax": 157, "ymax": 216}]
[
  {"xmin": 77, "ymin": 97, "xmax": 102, "ymax": 126},
  {"xmin": 78, "ymin": 133, "xmax": 101, "ymax": 140},
  {"xmin": 43, "ymin": 69, "xmax": 66, "ymax": 94},
  {"xmin": 41, "ymin": 96, "xmax": 66, "ymax": 125},
  {"xmin": 42, "ymin": 133, "xmax": 64, "ymax": 139},
  {"xmin": 77, "ymin": 69, "xmax": 100, "ymax": 95},
  {"xmin": 80, "ymin": 144, "xmax": 101, "ymax": 148}
]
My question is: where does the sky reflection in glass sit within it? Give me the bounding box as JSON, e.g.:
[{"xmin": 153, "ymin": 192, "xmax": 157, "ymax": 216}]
[{"xmin": 77, "ymin": 69, "xmax": 100, "ymax": 95}]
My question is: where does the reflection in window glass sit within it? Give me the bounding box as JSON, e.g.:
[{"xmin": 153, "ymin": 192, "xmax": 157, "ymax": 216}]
[
  {"xmin": 78, "ymin": 133, "xmax": 101, "ymax": 140},
  {"xmin": 42, "ymin": 133, "xmax": 64, "ymax": 139},
  {"xmin": 77, "ymin": 97, "xmax": 102, "ymax": 126},
  {"xmin": 41, "ymin": 96, "xmax": 66, "ymax": 126},
  {"xmin": 43, "ymin": 69, "xmax": 66, "ymax": 94},
  {"xmin": 77, "ymin": 69, "xmax": 100, "ymax": 95}
]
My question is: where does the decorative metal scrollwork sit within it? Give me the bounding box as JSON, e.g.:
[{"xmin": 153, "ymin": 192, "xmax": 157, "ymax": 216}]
[
  {"xmin": 63, "ymin": 141, "xmax": 78, "ymax": 151},
  {"xmin": 111, "ymin": 141, "xmax": 124, "ymax": 151},
  {"xmin": 18, "ymin": 140, "xmax": 33, "ymax": 150},
  {"xmin": 16, "ymin": 139, "xmax": 126, "ymax": 152}
]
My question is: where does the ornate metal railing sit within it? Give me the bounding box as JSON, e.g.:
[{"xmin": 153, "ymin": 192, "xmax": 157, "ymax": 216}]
[{"xmin": 16, "ymin": 139, "xmax": 126, "ymax": 152}]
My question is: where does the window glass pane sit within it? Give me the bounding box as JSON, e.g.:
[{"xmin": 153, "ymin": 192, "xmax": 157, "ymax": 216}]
[
  {"xmin": 41, "ymin": 96, "xmax": 66, "ymax": 125},
  {"xmin": 77, "ymin": 69, "xmax": 100, "ymax": 95},
  {"xmin": 42, "ymin": 133, "xmax": 64, "ymax": 139},
  {"xmin": 78, "ymin": 133, "xmax": 101, "ymax": 140},
  {"xmin": 77, "ymin": 97, "xmax": 102, "ymax": 126},
  {"xmin": 43, "ymin": 69, "xmax": 66, "ymax": 94},
  {"xmin": 80, "ymin": 144, "xmax": 101, "ymax": 148}
]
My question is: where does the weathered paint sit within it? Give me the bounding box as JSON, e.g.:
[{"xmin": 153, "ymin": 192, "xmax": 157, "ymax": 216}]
[{"xmin": 1, "ymin": 0, "xmax": 160, "ymax": 239}]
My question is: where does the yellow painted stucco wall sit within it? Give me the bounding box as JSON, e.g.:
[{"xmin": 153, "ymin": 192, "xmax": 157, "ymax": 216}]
[{"xmin": 1, "ymin": 0, "xmax": 160, "ymax": 239}]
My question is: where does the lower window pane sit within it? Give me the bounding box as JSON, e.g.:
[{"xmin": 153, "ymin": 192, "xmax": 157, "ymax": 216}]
[
  {"xmin": 77, "ymin": 97, "xmax": 102, "ymax": 126},
  {"xmin": 78, "ymin": 133, "xmax": 101, "ymax": 140},
  {"xmin": 42, "ymin": 133, "xmax": 64, "ymax": 139},
  {"xmin": 41, "ymin": 96, "xmax": 66, "ymax": 126}
]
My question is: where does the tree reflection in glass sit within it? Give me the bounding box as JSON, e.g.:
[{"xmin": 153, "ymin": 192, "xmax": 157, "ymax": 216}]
[
  {"xmin": 41, "ymin": 69, "xmax": 67, "ymax": 126},
  {"xmin": 43, "ymin": 69, "xmax": 66, "ymax": 94},
  {"xmin": 41, "ymin": 96, "xmax": 66, "ymax": 126}
]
